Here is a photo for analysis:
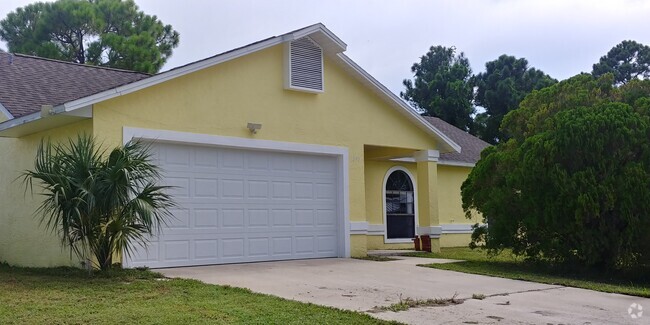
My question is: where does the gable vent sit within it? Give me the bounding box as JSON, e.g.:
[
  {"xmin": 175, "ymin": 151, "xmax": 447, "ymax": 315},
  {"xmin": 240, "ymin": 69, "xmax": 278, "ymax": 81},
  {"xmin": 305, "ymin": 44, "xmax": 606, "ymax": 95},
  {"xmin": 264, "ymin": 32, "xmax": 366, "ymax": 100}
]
[{"xmin": 285, "ymin": 37, "xmax": 324, "ymax": 92}]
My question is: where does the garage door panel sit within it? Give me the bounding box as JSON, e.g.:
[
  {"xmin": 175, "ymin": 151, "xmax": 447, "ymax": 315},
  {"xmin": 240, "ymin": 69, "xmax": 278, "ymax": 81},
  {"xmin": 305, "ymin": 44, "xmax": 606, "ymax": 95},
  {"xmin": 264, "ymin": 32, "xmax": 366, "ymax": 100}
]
[
  {"xmin": 126, "ymin": 143, "xmax": 340, "ymax": 268},
  {"xmin": 162, "ymin": 240, "xmax": 191, "ymax": 262},
  {"xmin": 129, "ymin": 242, "xmax": 160, "ymax": 265},
  {"xmin": 220, "ymin": 149, "xmax": 245, "ymax": 170},
  {"xmin": 295, "ymin": 236, "xmax": 315, "ymax": 254},
  {"xmin": 161, "ymin": 206, "xmax": 337, "ymax": 232},
  {"xmin": 221, "ymin": 238, "xmax": 245, "ymax": 258},
  {"xmin": 165, "ymin": 177, "xmax": 190, "ymax": 198},
  {"xmin": 194, "ymin": 239, "xmax": 218, "ymax": 259},
  {"xmin": 221, "ymin": 179, "xmax": 245, "ymax": 198},
  {"xmin": 166, "ymin": 208, "xmax": 190, "ymax": 229},
  {"xmin": 194, "ymin": 209, "xmax": 219, "ymax": 227},
  {"xmin": 161, "ymin": 146, "xmax": 191, "ymax": 168},
  {"xmin": 248, "ymin": 237, "xmax": 271, "ymax": 257},
  {"xmin": 194, "ymin": 178, "xmax": 219, "ymax": 198},
  {"xmin": 317, "ymin": 235, "xmax": 338, "ymax": 254}
]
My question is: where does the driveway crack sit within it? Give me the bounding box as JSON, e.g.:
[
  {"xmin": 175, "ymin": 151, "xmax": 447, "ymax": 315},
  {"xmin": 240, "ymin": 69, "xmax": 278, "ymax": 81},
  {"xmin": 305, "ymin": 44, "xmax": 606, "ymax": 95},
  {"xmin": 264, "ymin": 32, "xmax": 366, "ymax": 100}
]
[{"xmin": 482, "ymin": 286, "xmax": 565, "ymax": 299}]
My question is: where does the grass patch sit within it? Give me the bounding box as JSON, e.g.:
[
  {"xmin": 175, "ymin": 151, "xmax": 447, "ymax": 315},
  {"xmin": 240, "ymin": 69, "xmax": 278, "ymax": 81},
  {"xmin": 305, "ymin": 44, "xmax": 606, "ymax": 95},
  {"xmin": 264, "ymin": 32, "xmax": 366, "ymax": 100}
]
[
  {"xmin": 0, "ymin": 263, "xmax": 395, "ymax": 324},
  {"xmin": 369, "ymin": 293, "xmax": 462, "ymax": 313},
  {"xmin": 471, "ymin": 293, "xmax": 486, "ymax": 300},
  {"xmin": 354, "ymin": 256, "xmax": 400, "ymax": 262},
  {"xmin": 406, "ymin": 248, "xmax": 650, "ymax": 298}
]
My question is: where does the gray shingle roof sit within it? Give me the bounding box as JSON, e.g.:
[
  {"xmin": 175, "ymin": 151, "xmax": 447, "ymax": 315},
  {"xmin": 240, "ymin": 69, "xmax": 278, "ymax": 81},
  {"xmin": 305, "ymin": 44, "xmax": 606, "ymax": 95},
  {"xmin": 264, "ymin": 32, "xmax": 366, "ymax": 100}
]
[
  {"xmin": 0, "ymin": 52, "xmax": 489, "ymax": 165},
  {"xmin": 0, "ymin": 52, "xmax": 150, "ymax": 118},
  {"xmin": 423, "ymin": 116, "xmax": 490, "ymax": 164}
]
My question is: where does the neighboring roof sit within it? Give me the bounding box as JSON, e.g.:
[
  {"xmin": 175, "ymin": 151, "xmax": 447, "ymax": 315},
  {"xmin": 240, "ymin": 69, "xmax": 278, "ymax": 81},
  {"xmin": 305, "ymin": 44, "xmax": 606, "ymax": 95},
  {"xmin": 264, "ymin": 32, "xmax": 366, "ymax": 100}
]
[
  {"xmin": 0, "ymin": 23, "xmax": 461, "ymax": 153},
  {"xmin": 0, "ymin": 52, "xmax": 150, "ymax": 118},
  {"xmin": 423, "ymin": 116, "xmax": 490, "ymax": 165}
]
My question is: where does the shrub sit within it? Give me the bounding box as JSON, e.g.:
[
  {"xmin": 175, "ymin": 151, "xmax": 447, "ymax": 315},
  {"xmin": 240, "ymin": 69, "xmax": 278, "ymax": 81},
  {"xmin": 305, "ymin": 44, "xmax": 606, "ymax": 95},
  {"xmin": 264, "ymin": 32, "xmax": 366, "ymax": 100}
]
[
  {"xmin": 462, "ymin": 75, "xmax": 650, "ymax": 270},
  {"xmin": 22, "ymin": 134, "xmax": 175, "ymax": 270}
]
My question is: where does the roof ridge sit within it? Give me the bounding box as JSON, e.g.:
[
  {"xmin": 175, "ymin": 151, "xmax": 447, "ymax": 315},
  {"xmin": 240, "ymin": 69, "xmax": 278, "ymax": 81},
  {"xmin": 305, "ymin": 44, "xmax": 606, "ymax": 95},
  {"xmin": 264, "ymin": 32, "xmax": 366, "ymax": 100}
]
[
  {"xmin": 423, "ymin": 115, "xmax": 490, "ymax": 145},
  {"xmin": 8, "ymin": 53, "xmax": 151, "ymax": 76},
  {"xmin": 158, "ymin": 23, "xmax": 335, "ymax": 76}
]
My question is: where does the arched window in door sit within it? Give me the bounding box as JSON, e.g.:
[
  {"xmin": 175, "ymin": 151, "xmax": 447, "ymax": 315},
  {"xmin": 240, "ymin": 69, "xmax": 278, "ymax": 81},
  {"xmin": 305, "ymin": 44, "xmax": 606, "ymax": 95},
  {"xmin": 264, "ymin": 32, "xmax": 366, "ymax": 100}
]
[{"xmin": 385, "ymin": 169, "xmax": 415, "ymax": 239}]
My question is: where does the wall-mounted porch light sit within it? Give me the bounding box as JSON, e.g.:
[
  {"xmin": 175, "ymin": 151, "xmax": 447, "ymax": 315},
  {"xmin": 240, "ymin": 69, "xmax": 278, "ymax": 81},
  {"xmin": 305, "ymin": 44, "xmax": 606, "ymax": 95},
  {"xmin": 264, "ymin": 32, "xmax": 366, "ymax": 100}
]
[{"xmin": 247, "ymin": 122, "xmax": 262, "ymax": 134}]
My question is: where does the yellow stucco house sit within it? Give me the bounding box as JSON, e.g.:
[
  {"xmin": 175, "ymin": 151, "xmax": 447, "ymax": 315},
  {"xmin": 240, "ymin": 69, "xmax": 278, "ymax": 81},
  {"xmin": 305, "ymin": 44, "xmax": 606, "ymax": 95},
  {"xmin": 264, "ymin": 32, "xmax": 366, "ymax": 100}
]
[{"xmin": 0, "ymin": 24, "xmax": 487, "ymax": 268}]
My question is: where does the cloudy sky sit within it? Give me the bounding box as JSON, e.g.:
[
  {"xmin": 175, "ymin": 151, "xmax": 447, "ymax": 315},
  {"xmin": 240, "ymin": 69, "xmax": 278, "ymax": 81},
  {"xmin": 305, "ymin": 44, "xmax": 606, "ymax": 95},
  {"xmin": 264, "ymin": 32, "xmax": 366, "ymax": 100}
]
[{"xmin": 1, "ymin": 0, "xmax": 649, "ymax": 94}]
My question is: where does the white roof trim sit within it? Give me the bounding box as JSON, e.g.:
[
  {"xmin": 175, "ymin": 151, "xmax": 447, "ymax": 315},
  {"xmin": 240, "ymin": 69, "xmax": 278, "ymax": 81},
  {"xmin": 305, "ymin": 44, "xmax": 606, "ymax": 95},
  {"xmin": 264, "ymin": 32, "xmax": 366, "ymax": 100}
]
[
  {"xmin": 0, "ymin": 111, "xmax": 40, "ymax": 130},
  {"xmin": 388, "ymin": 157, "xmax": 475, "ymax": 167},
  {"xmin": 438, "ymin": 160, "xmax": 475, "ymax": 168},
  {"xmin": 0, "ymin": 102, "xmax": 13, "ymax": 120},
  {"xmin": 0, "ymin": 23, "xmax": 459, "ymax": 153},
  {"xmin": 284, "ymin": 23, "xmax": 347, "ymax": 51},
  {"xmin": 58, "ymin": 37, "xmax": 283, "ymax": 113},
  {"xmin": 334, "ymin": 53, "xmax": 461, "ymax": 153},
  {"xmin": 53, "ymin": 24, "xmax": 346, "ymax": 114}
]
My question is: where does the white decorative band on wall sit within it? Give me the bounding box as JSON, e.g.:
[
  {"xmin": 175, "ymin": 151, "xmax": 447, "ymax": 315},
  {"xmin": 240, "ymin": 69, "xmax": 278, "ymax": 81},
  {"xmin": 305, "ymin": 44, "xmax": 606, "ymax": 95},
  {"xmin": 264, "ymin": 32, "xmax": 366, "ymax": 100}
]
[
  {"xmin": 368, "ymin": 224, "xmax": 385, "ymax": 235},
  {"xmin": 417, "ymin": 226, "xmax": 442, "ymax": 238},
  {"xmin": 349, "ymin": 223, "xmax": 476, "ymax": 236},
  {"xmin": 349, "ymin": 221, "xmax": 368, "ymax": 235},
  {"xmin": 442, "ymin": 224, "xmax": 475, "ymax": 234}
]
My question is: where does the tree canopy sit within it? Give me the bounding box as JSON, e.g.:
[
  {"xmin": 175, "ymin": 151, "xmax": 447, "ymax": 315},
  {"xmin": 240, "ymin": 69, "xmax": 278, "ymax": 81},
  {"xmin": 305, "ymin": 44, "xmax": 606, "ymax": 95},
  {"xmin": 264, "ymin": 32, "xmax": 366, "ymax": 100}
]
[
  {"xmin": 401, "ymin": 46, "xmax": 475, "ymax": 131},
  {"xmin": 0, "ymin": 0, "xmax": 179, "ymax": 73},
  {"xmin": 472, "ymin": 55, "xmax": 556, "ymax": 144},
  {"xmin": 462, "ymin": 74, "xmax": 650, "ymax": 270},
  {"xmin": 593, "ymin": 40, "xmax": 650, "ymax": 85}
]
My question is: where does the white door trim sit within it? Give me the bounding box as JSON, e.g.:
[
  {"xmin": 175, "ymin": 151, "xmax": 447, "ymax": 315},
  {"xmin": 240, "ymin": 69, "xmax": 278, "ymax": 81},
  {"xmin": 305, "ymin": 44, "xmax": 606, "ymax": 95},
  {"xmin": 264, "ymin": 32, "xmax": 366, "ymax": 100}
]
[
  {"xmin": 122, "ymin": 127, "xmax": 351, "ymax": 264},
  {"xmin": 382, "ymin": 166, "xmax": 419, "ymax": 244}
]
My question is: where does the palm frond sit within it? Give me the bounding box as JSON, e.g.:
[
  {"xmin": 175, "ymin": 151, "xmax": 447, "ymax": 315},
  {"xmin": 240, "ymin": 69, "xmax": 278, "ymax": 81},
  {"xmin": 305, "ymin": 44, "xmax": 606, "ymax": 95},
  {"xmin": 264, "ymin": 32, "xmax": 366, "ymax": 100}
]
[{"xmin": 21, "ymin": 134, "xmax": 176, "ymax": 270}]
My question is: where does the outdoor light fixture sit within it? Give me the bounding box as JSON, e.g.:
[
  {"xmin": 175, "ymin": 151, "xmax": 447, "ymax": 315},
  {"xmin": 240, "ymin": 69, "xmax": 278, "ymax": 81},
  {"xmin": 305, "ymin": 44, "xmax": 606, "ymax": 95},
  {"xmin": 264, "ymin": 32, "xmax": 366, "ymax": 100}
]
[{"xmin": 247, "ymin": 122, "xmax": 262, "ymax": 134}]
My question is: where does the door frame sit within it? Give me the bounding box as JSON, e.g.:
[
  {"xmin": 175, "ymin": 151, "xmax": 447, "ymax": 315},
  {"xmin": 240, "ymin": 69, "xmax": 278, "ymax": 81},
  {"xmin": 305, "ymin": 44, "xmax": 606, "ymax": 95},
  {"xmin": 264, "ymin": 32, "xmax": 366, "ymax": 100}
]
[
  {"xmin": 382, "ymin": 166, "xmax": 419, "ymax": 244},
  {"xmin": 122, "ymin": 126, "xmax": 351, "ymax": 267}
]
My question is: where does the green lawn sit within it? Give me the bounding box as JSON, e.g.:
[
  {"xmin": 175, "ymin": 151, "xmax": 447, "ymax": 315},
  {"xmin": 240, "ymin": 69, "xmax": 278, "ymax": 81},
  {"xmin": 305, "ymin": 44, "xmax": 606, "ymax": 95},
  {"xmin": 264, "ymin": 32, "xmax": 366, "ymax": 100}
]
[
  {"xmin": 0, "ymin": 263, "xmax": 395, "ymax": 324},
  {"xmin": 406, "ymin": 248, "xmax": 650, "ymax": 298}
]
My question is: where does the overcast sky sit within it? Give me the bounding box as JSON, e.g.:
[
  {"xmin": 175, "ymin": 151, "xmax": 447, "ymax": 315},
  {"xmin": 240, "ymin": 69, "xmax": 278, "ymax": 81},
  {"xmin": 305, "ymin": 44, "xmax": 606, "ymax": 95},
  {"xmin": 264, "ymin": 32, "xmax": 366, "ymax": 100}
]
[{"xmin": 1, "ymin": 0, "xmax": 650, "ymax": 95}]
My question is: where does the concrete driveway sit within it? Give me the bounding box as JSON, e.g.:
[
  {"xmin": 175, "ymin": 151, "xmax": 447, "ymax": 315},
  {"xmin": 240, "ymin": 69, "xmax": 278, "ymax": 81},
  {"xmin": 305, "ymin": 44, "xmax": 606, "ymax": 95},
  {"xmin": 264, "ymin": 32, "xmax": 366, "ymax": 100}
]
[{"xmin": 159, "ymin": 257, "xmax": 648, "ymax": 324}]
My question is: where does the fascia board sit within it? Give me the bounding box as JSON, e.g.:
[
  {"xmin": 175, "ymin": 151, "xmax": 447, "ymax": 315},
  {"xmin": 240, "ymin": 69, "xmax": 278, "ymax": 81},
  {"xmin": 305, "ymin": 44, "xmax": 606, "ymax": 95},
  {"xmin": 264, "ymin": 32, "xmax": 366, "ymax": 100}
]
[
  {"xmin": 61, "ymin": 37, "xmax": 284, "ymax": 112},
  {"xmin": 437, "ymin": 160, "xmax": 476, "ymax": 167},
  {"xmin": 0, "ymin": 111, "xmax": 41, "ymax": 132},
  {"xmin": 0, "ymin": 102, "xmax": 13, "ymax": 120},
  {"xmin": 290, "ymin": 23, "xmax": 347, "ymax": 52}
]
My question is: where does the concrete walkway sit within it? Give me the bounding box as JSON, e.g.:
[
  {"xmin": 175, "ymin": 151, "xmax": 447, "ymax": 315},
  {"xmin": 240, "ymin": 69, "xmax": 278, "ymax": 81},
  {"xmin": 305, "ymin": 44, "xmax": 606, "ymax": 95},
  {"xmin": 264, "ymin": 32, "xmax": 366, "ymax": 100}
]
[{"xmin": 159, "ymin": 257, "xmax": 648, "ymax": 324}]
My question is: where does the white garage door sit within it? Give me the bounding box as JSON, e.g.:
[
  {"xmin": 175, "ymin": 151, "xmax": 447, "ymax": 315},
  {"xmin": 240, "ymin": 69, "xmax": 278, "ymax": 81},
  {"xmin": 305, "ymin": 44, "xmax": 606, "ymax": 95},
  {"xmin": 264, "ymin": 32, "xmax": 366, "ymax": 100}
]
[{"xmin": 126, "ymin": 142, "xmax": 340, "ymax": 268}]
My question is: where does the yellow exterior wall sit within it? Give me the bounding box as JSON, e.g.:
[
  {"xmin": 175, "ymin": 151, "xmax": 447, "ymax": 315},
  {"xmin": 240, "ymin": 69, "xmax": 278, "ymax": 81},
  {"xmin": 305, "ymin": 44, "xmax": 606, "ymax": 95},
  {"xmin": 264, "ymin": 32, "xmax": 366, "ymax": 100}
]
[
  {"xmin": 438, "ymin": 165, "xmax": 479, "ymax": 225},
  {"xmin": 90, "ymin": 44, "xmax": 440, "ymax": 258},
  {"xmin": 0, "ymin": 120, "xmax": 92, "ymax": 267},
  {"xmin": 364, "ymin": 160, "xmax": 417, "ymax": 226},
  {"xmin": 0, "ymin": 42, "xmax": 477, "ymax": 265},
  {"xmin": 367, "ymin": 236, "xmax": 414, "ymax": 250},
  {"xmin": 364, "ymin": 161, "xmax": 419, "ymax": 250},
  {"xmin": 437, "ymin": 165, "xmax": 479, "ymax": 248},
  {"xmin": 350, "ymin": 235, "xmax": 367, "ymax": 257},
  {"xmin": 363, "ymin": 163, "xmax": 477, "ymax": 251},
  {"xmin": 440, "ymin": 233, "xmax": 473, "ymax": 247}
]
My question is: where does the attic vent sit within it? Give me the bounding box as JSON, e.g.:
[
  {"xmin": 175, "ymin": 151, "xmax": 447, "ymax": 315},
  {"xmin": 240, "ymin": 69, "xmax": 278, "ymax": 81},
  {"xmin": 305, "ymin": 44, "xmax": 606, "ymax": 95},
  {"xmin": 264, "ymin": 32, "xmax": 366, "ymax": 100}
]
[{"xmin": 285, "ymin": 37, "xmax": 324, "ymax": 92}]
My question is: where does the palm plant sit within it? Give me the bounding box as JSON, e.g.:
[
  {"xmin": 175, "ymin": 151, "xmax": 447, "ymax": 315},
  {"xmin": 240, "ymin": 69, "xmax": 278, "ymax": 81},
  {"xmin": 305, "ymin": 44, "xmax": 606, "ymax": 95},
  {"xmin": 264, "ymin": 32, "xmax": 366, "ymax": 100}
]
[{"xmin": 22, "ymin": 134, "xmax": 175, "ymax": 270}]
